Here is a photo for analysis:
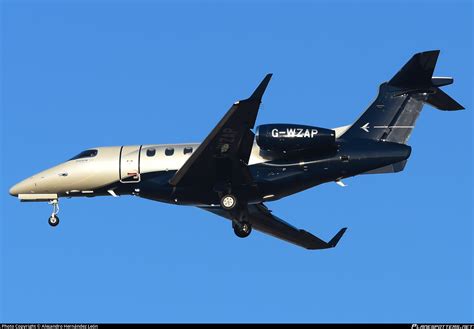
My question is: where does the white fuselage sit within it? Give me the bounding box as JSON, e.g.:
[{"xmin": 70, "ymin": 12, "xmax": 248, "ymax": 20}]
[{"xmin": 9, "ymin": 142, "xmax": 273, "ymax": 199}]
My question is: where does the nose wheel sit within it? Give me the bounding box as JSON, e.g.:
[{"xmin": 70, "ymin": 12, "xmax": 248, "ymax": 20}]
[
  {"xmin": 48, "ymin": 215, "xmax": 60, "ymax": 227},
  {"xmin": 48, "ymin": 200, "xmax": 60, "ymax": 227}
]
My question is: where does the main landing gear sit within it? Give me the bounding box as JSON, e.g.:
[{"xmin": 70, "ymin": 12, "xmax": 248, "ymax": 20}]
[
  {"xmin": 220, "ymin": 194, "xmax": 237, "ymax": 210},
  {"xmin": 48, "ymin": 199, "xmax": 60, "ymax": 227},
  {"xmin": 232, "ymin": 220, "xmax": 252, "ymax": 238},
  {"xmin": 219, "ymin": 193, "xmax": 252, "ymax": 238}
]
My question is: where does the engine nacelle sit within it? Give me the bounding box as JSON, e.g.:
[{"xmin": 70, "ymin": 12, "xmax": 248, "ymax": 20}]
[{"xmin": 256, "ymin": 124, "xmax": 336, "ymax": 154}]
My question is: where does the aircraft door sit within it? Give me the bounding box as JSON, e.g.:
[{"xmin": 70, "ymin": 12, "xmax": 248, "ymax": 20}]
[{"xmin": 120, "ymin": 145, "xmax": 142, "ymax": 183}]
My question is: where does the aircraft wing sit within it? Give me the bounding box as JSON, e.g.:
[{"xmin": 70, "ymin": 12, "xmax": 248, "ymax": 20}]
[
  {"xmin": 169, "ymin": 74, "xmax": 272, "ymax": 187},
  {"xmin": 201, "ymin": 203, "xmax": 347, "ymax": 250}
]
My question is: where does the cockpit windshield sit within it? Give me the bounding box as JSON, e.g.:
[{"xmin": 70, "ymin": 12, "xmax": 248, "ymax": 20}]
[{"xmin": 69, "ymin": 149, "xmax": 98, "ymax": 161}]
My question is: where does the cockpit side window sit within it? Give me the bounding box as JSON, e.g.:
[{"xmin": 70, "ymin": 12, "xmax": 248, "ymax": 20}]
[{"xmin": 69, "ymin": 149, "xmax": 98, "ymax": 161}]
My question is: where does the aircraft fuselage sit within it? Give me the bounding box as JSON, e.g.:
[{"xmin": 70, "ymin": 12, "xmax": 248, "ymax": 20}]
[{"xmin": 9, "ymin": 139, "xmax": 411, "ymax": 206}]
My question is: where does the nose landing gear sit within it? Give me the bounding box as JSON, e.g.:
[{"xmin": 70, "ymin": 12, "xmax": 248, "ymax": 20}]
[{"xmin": 48, "ymin": 199, "xmax": 60, "ymax": 227}]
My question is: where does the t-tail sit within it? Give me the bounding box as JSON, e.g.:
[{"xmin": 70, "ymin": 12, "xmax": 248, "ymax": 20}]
[{"xmin": 342, "ymin": 50, "xmax": 464, "ymax": 144}]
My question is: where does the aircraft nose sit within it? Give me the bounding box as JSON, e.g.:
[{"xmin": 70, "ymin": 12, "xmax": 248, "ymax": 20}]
[
  {"xmin": 9, "ymin": 178, "xmax": 35, "ymax": 196},
  {"xmin": 9, "ymin": 182, "xmax": 21, "ymax": 196}
]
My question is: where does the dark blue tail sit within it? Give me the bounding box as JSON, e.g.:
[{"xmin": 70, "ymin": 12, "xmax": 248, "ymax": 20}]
[{"xmin": 342, "ymin": 50, "xmax": 464, "ymax": 144}]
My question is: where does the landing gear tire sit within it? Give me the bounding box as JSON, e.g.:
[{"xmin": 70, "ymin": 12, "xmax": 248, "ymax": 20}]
[
  {"xmin": 220, "ymin": 194, "xmax": 237, "ymax": 210},
  {"xmin": 48, "ymin": 215, "xmax": 59, "ymax": 227},
  {"xmin": 233, "ymin": 221, "xmax": 252, "ymax": 238}
]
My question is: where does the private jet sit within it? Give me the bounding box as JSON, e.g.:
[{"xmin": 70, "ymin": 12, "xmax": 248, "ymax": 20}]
[{"xmin": 9, "ymin": 50, "xmax": 464, "ymax": 249}]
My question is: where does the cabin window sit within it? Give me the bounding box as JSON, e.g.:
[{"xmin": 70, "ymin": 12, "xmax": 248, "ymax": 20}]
[
  {"xmin": 340, "ymin": 155, "xmax": 350, "ymax": 163},
  {"xmin": 165, "ymin": 147, "xmax": 174, "ymax": 156},
  {"xmin": 146, "ymin": 148, "xmax": 156, "ymax": 157},
  {"xmin": 69, "ymin": 149, "xmax": 98, "ymax": 161},
  {"xmin": 183, "ymin": 147, "xmax": 193, "ymax": 155}
]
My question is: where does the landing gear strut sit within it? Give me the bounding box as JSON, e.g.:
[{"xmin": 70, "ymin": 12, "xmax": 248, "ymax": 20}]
[
  {"xmin": 218, "ymin": 190, "xmax": 252, "ymax": 238},
  {"xmin": 48, "ymin": 200, "xmax": 60, "ymax": 227}
]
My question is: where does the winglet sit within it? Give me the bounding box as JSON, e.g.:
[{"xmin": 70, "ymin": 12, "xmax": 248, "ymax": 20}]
[
  {"xmin": 248, "ymin": 73, "xmax": 273, "ymax": 101},
  {"xmin": 327, "ymin": 227, "xmax": 347, "ymax": 248}
]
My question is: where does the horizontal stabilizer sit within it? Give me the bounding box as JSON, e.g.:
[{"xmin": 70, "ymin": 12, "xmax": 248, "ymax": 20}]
[
  {"xmin": 432, "ymin": 77, "xmax": 453, "ymax": 87},
  {"xmin": 427, "ymin": 87, "xmax": 465, "ymax": 111}
]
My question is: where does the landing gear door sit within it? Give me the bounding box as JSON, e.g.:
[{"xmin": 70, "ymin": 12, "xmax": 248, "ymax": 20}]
[{"xmin": 120, "ymin": 145, "xmax": 142, "ymax": 183}]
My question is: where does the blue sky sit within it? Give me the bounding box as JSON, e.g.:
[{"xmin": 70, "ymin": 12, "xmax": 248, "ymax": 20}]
[{"xmin": 1, "ymin": 0, "xmax": 472, "ymax": 323}]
